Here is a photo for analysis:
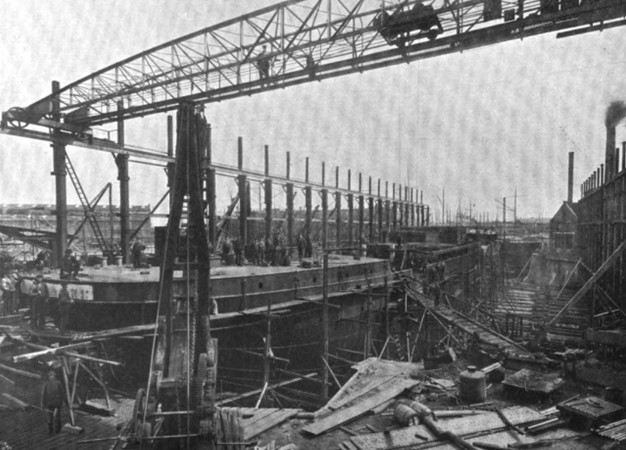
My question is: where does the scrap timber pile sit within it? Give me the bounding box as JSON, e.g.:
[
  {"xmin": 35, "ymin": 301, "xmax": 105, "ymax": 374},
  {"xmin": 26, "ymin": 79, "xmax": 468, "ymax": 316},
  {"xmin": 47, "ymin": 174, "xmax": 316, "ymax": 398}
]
[{"xmin": 233, "ymin": 357, "xmax": 626, "ymax": 450}]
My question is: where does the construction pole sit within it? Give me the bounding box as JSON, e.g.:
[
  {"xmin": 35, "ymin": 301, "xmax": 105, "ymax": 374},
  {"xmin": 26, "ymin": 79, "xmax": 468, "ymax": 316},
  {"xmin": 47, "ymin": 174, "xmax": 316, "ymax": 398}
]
[
  {"xmin": 51, "ymin": 80, "xmax": 67, "ymax": 267},
  {"xmin": 392, "ymin": 183, "xmax": 397, "ymax": 232},
  {"xmin": 358, "ymin": 173, "xmax": 364, "ymax": 245},
  {"xmin": 116, "ymin": 101, "xmax": 130, "ymax": 263},
  {"xmin": 167, "ymin": 115, "xmax": 175, "ymax": 210},
  {"xmin": 321, "ymin": 163, "xmax": 328, "ymax": 251},
  {"xmin": 335, "ymin": 167, "xmax": 342, "ymax": 248},
  {"xmin": 322, "ymin": 252, "xmax": 329, "ymax": 401},
  {"xmin": 238, "ymin": 137, "xmax": 248, "ymax": 246},
  {"xmin": 377, "ymin": 179, "xmax": 383, "ymax": 243},
  {"xmin": 305, "ymin": 157, "xmax": 312, "ymax": 240},
  {"xmin": 347, "ymin": 170, "xmax": 354, "ymax": 247},
  {"xmin": 385, "ymin": 181, "xmax": 390, "ymax": 240},
  {"xmin": 207, "ymin": 124, "xmax": 217, "ymax": 251},
  {"xmin": 514, "ymin": 187, "xmax": 517, "ymax": 226},
  {"xmin": 286, "ymin": 152, "xmax": 294, "ymax": 257},
  {"xmin": 367, "ymin": 177, "xmax": 374, "ymax": 243},
  {"xmin": 503, "ymin": 197, "xmax": 506, "ymax": 240},
  {"xmin": 264, "ymin": 145, "xmax": 272, "ymax": 244}
]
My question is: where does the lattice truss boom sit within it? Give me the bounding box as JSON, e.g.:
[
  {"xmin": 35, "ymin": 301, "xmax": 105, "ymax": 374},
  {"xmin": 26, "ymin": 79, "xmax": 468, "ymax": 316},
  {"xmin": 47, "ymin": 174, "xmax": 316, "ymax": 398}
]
[{"xmin": 13, "ymin": 0, "xmax": 626, "ymax": 126}]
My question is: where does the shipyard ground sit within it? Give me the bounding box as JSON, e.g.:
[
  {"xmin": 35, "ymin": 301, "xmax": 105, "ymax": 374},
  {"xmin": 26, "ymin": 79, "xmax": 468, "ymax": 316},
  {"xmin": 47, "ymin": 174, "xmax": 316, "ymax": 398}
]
[
  {"xmin": 2, "ymin": 345, "xmax": 626, "ymax": 449},
  {"xmin": 250, "ymin": 358, "xmax": 623, "ymax": 450}
]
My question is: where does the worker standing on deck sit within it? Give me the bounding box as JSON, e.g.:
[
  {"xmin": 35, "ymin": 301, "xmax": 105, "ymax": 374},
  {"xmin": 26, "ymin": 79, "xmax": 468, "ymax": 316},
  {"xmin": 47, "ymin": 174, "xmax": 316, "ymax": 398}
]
[
  {"xmin": 60, "ymin": 249, "xmax": 80, "ymax": 280},
  {"xmin": 30, "ymin": 275, "xmax": 48, "ymax": 328},
  {"xmin": 41, "ymin": 370, "xmax": 65, "ymax": 434},
  {"xmin": 131, "ymin": 240, "xmax": 146, "ymax": 269},
  {"xmin": 222, "ymin": 237, "xmax": 234, "ymax": 265},
  {"xmin": 296, "ymin": 233, "xmax": 304, "ymax": 260},
  {"xmin": 58, "ymin": 281, "xmax": 73, "ymax": 334},
  {"xmin": 233, "ymin": 237, "xmax": 243, "ymax": 266},
  {"xmin": 254, "ymin": 238, "xmax": 265, "ymax": 265},
  {"xmin": 304, "ymin": 233, "xmax": 313, "ymax": 258},
  {"xmin": 1, "ymin": 272, "xmax": 16, "ymax": 315}
]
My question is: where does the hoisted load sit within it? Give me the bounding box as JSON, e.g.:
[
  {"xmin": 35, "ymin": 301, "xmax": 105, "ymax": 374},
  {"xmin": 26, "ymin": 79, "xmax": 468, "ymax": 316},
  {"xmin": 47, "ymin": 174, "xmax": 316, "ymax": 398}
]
[{"xmin": 374, "ymin": 1, "xmax": 444, "ymax": 47}]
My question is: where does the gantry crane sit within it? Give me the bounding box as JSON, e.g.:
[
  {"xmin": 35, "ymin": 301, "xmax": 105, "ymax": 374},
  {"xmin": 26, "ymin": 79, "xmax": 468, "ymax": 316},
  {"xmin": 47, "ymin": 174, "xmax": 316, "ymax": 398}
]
[
  {"xmin": 2, "ymin": 0, "xmax": 625, "ymax": 130},
  {"xmin": 1, "ymin": 1, "xmax": 626, "ymax": 447}
]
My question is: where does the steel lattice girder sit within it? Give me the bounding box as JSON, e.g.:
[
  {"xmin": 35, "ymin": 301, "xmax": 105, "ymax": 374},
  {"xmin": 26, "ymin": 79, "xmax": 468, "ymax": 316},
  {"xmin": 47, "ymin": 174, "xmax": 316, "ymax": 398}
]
[{"xmin": 9, "ymin": 0, "xmax": 626, "ymax": 127}]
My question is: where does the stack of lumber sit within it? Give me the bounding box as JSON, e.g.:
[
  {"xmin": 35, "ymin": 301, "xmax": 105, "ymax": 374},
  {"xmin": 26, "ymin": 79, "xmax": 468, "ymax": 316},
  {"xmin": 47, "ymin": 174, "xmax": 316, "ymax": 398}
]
[
  {"xmin": 303, "ymin": 358, "xmax": 422, "ymax": 436},
  {"xmin": 216, "ymin": 407, "xmax": 301, "ymax": 449}
]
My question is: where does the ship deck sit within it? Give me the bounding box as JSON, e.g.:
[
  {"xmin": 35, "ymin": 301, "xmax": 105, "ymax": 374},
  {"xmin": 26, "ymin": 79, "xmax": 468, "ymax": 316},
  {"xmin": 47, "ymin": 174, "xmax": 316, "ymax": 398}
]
[{"xmin": 41, "ymin": 254, "xmax": 384, "ymax": 284}]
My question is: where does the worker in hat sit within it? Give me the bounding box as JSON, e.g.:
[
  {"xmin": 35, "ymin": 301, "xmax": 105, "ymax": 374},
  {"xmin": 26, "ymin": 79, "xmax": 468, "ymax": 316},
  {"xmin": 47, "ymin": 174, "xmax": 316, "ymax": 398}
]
[
  {"xmin": 30, "ymin": 275, "xmax": 48, "ymax": 328},
  {"xmin": 60, "ymin": 249, "xmax": 80, "ymax": 280},
  {"xmin": 41, "ymin": 370, "xmax": 65, "ymax": 434},
  {"xmin": 57, "ymin": 281, "xmax": 73, "ymax": 334},
  {"xmin": 0, "ymin": 271, "xmax": 16, "ymax": 315}
]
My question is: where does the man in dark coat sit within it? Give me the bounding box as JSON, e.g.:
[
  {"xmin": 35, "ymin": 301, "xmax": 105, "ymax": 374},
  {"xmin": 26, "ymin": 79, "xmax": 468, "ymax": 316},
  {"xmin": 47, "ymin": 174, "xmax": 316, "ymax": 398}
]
[
  {"xmin": 31, "ymin": 276, "xmax": 48, "ymax": 328},
  {"xmin": 41, "ymin": 370, "xmax": 65, "ymax": 434},
  {"xmin": 58, "ymin": 281, "xmax": 73, "ymax": 333},
  {"xmin": 60, "ymin": 249, "xmax": 80, "ymax": 279},
  {"xmin": 304, "ymin": 233, "xmax": 313, "ymax": 258},
  {"xmin": 131, "ymin": 240, "xmax": 146, "ymax": 269}
]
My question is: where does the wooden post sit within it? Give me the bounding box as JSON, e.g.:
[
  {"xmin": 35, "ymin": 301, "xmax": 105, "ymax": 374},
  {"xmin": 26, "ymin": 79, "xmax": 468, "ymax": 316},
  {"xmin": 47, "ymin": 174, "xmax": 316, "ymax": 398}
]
[
  {"xmin": 286, "ymin": 152, "xmax": 294, "ymax": 256},
  {"xmin": 61, "ymin": 357, "xmax": 75, "ymax": 425},
  {"xmin": 264, "ymin": 146, "xmax": 272, "ymax": 245},
  {"xmin": 336, "ymin": 166, "xmax": 341, "ymax": 248},
  {"xmin": 364, "ymin": 273, "xmax": 372, "ymax": 359},
  {"xmin": 305, "ymin": 157, "xmax": 312, "ymax": 240},
  {"xmin": 384, "ymin": 276, "xmax": 389, "ymax": 359},
  {"xmin": 358, "ymin": 174, "xmax": 364, "ymax": 244},
  {"xmin": 322, "ymin": 252, "xmax": 329, "ymax": 401},
  {"xmin": 257, "ymin": 295, "xmax": 273, "ymax": 409},
  {"xmin": 348, "ymin": 170, "xmax": 353, "ymax": 247},
  {"xmin": 321, "ymin": 163, "xmax": 328, "ymax": 251},
  {"xmin": 238, "ymin": 137, "xmax": 248, "ymax": 246}
]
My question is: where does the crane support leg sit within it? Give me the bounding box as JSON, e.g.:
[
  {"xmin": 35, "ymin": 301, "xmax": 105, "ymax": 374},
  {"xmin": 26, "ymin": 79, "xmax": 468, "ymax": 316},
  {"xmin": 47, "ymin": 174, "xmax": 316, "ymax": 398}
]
[{"xmin": 51, "ymin": 81, "xmax": 67, "ymax": 267}]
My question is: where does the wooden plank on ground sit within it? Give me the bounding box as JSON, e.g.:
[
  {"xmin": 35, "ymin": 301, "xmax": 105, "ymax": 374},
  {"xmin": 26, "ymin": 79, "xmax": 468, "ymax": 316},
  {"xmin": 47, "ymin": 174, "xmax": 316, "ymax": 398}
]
[
  {"xmin": 328, "ymin": 376, "xmax": 395, "ymax": 411},
  {"xmin": 0, "ymin": 362, "xmax": 41, "ymax": 380},
  {"xmin": 12, "ymin": 342, "xmax": 91, "ymax": 363},
  {"xmin": 302, "ymin": 377, "xmax": 419, "ymax": 436},
  {"xmin": 241, "ymin": 408, "xmax": 284, "ymax": 428},
  {"xmin": 70, "ymin": 324, "xmax": 156, "ymax": 342},
  {"xmin": 350, "ymin": 406, "xmax": 545, "ymax": 449},
  {"xmin": 243, "ymin": 409, "xmax": 300, "ymax": 441},
  {"xmin": 2, "ymin": 393, "xmax": 29, "ymax": 410}
]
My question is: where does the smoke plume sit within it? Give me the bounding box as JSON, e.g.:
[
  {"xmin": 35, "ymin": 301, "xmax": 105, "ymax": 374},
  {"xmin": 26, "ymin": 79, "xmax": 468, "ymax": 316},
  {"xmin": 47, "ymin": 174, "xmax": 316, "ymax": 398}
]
[{"xmin": 605, "ymin": 100, "xmax": 626, "ymax": 128}]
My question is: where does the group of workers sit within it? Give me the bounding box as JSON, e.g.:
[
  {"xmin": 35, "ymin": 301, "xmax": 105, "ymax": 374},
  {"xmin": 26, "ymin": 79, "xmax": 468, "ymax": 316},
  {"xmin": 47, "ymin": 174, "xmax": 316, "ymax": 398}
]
[
  {"xmin": 0, "ymin": 270, "xmax": 19, "ymax": 315},
  {"xmin": 0, "ymin": 248, "xmax": 81, "ymax": 333},
  {"xmin": 221, "ymin": 227, "xmax": 316, "ymax": 267},
  {"xmin": 27, "ymin": 275, "xmax": 73, "ymax": 333}
]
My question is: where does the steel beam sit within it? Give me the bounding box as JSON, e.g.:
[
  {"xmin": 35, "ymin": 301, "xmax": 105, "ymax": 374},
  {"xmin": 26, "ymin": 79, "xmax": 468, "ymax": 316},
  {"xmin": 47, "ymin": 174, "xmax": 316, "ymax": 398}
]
[{"xmin": 51, "ymin": 81, "xmax": 67, "ymax": 267}]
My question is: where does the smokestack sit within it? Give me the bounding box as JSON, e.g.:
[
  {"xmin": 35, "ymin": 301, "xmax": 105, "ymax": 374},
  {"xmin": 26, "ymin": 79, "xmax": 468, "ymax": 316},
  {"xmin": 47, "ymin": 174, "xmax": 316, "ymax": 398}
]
[
  {"xmin": 605, "ymin": 101, "xmax": 626, "ymax": 180},
  {"xmin": 606, "ymin": 126, "xmax": 616, "ymax": 180},
  {"xmin": 567, "ymin": 152, "xmax": 574, "ymax": 203}
]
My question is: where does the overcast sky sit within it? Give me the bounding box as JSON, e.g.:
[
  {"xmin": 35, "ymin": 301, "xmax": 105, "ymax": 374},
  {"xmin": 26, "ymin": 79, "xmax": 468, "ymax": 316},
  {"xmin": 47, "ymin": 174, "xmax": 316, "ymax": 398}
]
[{"xmin": 1, "ymin": 1, "xmax": 626, "ymax": 222}]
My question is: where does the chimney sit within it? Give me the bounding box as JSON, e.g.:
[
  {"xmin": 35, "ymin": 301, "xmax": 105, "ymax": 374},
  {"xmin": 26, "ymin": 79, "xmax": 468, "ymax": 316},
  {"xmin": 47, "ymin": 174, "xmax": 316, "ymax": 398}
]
[
  {"xmin": 606, "ymin": 125, "xmax": 616, "ymax": 180},
  {"xmin": 605, "ymin": 101, "xmax": 626, "ymax": 180},
  {"xmin": 567, "ymin": 152, "xmax": 574, "ymax": 203}
]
